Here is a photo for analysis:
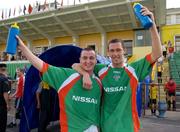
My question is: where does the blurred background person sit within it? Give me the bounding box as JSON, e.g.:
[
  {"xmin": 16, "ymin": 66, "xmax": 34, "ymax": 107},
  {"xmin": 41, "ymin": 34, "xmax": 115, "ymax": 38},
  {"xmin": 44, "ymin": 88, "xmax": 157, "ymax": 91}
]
[
  {"xmin": 149, "ymin": 82, "xmax": 158, "ymax": 115},
  {"xmin": 0, "ymin": 64, "xmax": 11, "ymax": 132},
  {"xmin": 36, "ymin": 81, "xmax": 52, "ymax": 132},
  {"xmin": 165, "ymin": 77, "xmax": 176, "ymax": 111},
  {"xmin": 8, "ymin": 68, "xmax": 25, "ymax": 128}
]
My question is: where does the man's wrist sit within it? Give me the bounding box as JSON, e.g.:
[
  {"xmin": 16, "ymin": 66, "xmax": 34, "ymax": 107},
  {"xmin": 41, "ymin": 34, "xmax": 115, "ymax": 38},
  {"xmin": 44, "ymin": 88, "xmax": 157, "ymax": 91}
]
[
  {"xmin": 83, "ymin": 72, "xmax": 89, "ymax": 77},
  {"xmin": 150, "ymin": 23, "xmax": 156, "ymax": 30}
]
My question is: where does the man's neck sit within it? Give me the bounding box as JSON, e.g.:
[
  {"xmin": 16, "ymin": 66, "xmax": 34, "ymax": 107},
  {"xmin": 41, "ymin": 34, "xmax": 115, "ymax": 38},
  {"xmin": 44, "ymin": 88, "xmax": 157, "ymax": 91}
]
[
  {"xmin": 112, "ymin": 62, "xmax": 124, "ymax": 68},
  {"xmin": 19, "ymin": 74, "xmax": 24, "ymax": 77},
  {"xmin": 87, "ymin": 70, "xmax": 93, "ymax": 76}
]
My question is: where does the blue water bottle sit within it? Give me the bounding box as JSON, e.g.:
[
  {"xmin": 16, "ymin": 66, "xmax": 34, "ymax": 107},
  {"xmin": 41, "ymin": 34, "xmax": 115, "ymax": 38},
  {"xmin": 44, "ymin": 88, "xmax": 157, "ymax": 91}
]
[
  {"xmin": 133, "ymin": 3, "xmax": 153, "ymax": 29},
  {"xmin": 6, "ymin": 22, "xmax": 20, "ymax": 55}
]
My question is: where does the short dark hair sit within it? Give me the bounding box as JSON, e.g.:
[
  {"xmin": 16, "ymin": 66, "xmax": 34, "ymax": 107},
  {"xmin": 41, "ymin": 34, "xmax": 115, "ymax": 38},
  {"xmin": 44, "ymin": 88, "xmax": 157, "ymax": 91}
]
[
  {"xmin": 0, "ymin": 63, "xmax": 7, "ymax": 68},
  {"xmin": 17, "ymin": 68, "xmax": 24, "ymax": 73},
  {"xmin": 107, "ymin": 38, "xmax": 125, "ymax": 49},
  {"xmin": 80, "ymin": 47, "xmax": 96, "ymax": 57},
  {"xmin": 169, "ymin": 77, "xmax": 173, "ymax": 80},
  {"xmin": 83, "ymin": 47, "xmax": 95, "ymax": 52}
]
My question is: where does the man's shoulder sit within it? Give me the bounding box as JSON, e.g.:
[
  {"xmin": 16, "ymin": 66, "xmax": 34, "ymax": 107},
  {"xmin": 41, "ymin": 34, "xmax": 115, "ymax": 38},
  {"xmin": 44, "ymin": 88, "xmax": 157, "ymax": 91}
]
[
  {"xmin": 65, "ymin": 69, "xmax": 80, "ymax": 77},
  {"xmin": 67, "ymin": 68, "xmax": 81, "ymax": 76},
  {"xmin": 63, "ymin": 67, "xmax": 76, "ymax": 72},
  {"xmin": 129, "ymin": 55, "xmax": 149, "ymax": 66},
  {"xmin": 0, "ymin": 74, "xmax": 8, "ymax": 82},
  {"xmin": 51, "ymin": 66, "xmax": 76, "ymax": 73}
]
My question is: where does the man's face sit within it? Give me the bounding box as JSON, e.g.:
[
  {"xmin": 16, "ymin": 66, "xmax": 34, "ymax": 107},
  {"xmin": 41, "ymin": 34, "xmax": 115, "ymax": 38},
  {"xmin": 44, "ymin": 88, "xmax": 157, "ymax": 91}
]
[
  {"xmin": 108, "ymin": 42, "xmax": 125, "ymax": 66},
  {"xmin": 0, "ymin": 67, "xmax": 7, "ymax": 75},
  {"xmin": 16, "ymin": 70, "xmax": 22, "ymax": 77},
  {"xmin": 80, "ymin": 50, "xmax": 97, "ymax": 72},
  {"xmin": 169, "ymin": 79, "xmax": 173, "ymax": 84}
]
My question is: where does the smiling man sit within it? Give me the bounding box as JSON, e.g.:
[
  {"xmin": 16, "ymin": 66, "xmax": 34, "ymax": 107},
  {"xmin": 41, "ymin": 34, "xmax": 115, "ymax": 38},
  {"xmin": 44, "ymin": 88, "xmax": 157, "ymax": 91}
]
[
  {"xmin": 16, "ymin": 37, "xmax": 102, "ymax": 132},
  {"xmin": 72, "ymin": 6, "xmax": 162, "ymax": 132}
]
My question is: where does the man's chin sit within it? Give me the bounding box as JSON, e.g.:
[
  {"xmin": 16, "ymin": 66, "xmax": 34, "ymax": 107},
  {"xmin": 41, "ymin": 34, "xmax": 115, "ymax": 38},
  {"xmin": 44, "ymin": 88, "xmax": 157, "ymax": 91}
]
[
  {"xmin": 113, "ymin": 61, "xmax": 120, "ymax": 64},
  {"xmin": 84, "ymin": 68, "xmax": 93, "ymax": 73},
  {"xmin": 81, "ymin": 66, "xmax": 94, "ymax": 72}
]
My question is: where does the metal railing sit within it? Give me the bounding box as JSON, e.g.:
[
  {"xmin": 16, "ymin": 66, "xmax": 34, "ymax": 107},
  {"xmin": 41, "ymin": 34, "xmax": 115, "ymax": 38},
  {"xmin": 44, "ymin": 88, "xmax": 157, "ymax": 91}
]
[{"xmin": 140, "ymin": 82, "xmax": 180, "ymax": 116}]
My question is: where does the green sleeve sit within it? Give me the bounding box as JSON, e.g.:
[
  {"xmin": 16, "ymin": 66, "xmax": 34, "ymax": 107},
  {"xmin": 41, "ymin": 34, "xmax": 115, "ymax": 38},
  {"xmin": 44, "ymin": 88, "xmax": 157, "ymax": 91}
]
[
  {"xmin": 130, "ymin": 54, "xmax": 154, "ymax": 82},
  {"xmin": 94, "ymin": 64, "xmax": 107, "ymax": 76},
  {"xmin": 42, "ymin": 65, "xmax": 76, "ymax": 91}
]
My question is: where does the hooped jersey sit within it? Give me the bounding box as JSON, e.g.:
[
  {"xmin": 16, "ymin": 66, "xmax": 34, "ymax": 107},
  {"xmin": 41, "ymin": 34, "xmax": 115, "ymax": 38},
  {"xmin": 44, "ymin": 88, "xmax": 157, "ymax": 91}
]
[
  {"xmin": 149, "ymin": 85, "xmax": 158, "ymax": 99},
  {"xmin": 94, "ymin": 54, "xmax": 154, "ymax": 132},
  {"xmin": 41, "ymin": 63, "xmax": 102, "ymax": 132}
]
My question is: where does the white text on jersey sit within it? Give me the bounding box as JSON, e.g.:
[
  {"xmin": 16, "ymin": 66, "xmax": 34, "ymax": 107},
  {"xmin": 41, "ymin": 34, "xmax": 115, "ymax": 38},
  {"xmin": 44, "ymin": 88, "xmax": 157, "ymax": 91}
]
[
  {"xmin": 72, "ymin": 95, "xmax": 98, "ymax": 104},
  {"xmin": 104, "ymin": 86, "xmax": 127, "ymax": 93}
]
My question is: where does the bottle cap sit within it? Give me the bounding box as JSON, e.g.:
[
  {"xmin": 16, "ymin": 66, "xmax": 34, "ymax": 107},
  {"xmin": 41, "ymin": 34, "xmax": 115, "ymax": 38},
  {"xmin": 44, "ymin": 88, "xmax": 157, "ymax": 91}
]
[
  {"xmin": 133, "ymin": 3, "xmax": 141, "ymax": 8},
  {"xmin": 11, "ymin": 22, "xmax": 19, "ymax": 29}
]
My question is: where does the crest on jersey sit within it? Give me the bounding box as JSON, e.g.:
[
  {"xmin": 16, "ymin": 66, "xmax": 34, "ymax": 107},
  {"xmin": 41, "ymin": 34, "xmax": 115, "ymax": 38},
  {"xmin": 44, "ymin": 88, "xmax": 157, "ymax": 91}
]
[{"xmin": 113, "ymin": 75, "xmax": 120, "ymax": 81}]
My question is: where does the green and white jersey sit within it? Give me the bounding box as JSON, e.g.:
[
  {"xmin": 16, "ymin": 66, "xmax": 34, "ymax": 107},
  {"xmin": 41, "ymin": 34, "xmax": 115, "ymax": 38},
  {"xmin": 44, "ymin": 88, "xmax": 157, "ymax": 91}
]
[
  {"xmin": 41, "ymin": 63, "xmax": 102, "ymax": 132},
  {"xmin": 94, "ymin": 54, "xmax": 154, "ymax": 132}
]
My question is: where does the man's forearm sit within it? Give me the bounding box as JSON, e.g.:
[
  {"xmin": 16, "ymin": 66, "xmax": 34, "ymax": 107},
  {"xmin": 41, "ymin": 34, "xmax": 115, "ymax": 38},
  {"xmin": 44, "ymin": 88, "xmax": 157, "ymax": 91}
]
[
  {"xmin": 150, "ymin": 23, "xmax": 162, "ymax": 62},
  {"xmin": 17, "ymin": 36, "xmax": 43, "ymax": 71},
  {"xmin": 72, "ymin": 63, "xmax": 89, "ymax": 76}
]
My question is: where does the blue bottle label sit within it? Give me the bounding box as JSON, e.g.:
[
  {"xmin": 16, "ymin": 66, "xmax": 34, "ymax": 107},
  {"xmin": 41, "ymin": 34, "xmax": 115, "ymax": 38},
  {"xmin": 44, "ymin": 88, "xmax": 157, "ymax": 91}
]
[{"xmin": 6, "ymin": 27, "xmax": 20, "ymax": 55}]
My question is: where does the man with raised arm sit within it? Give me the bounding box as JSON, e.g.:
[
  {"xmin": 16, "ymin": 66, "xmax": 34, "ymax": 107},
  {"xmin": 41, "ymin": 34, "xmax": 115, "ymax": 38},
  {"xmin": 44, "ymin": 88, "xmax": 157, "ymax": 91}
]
[
  {"xmin": 17, "ymin": 37, "xmax": 102, "ymax": 132},
  {"xmin": 72, "ymin": 6, "xmax": 162, "ymax": 132}
]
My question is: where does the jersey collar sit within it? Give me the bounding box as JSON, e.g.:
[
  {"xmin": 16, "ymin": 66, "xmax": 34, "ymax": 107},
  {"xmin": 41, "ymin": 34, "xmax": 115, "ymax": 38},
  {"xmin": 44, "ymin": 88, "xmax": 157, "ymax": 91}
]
[{"xmin": 108, "ymin": 63, "xmax": 127, "ymax": 68}]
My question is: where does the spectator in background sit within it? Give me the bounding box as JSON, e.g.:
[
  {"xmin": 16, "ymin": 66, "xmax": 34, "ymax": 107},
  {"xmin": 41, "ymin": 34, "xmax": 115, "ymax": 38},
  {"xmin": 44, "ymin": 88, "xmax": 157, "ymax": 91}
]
[
  {"xmin": 0, "ymin": 64, "xmax": 11, "ymax": 132},
  {"xmin": 8, "ymin": 68, "xmax": 25, "ymax": 127},
  {"xmin": 168, "ymin": 40, "xmax": 172, "ymax": 47},
  {"xmin": 1, "ymin": 52, "xmax": 9, "ymax": 61},
  {"xmin": 10, "ymin": 56, "xmax": 16, "ymax": 61},
  {"xmin": 162, "ymin": 44, "xmax": 167, "ymax": 59},
  {"xmin": 36, "ymin": 81, "xmax": 52, "ymax": 132},
  {"xmin": 149, "ymin": 83, "xmax": 158, "ymax": 115},
  {"xmin": 168, "ymin": 41, "xmax": 174, "ymax": 59},
  {"xmin": 165, "ymin": 77, "xmax": 176, "ymax": 111},
  {"xmin": 157, "ymin": 55, "xmax": 164, "ymax": 65}
]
